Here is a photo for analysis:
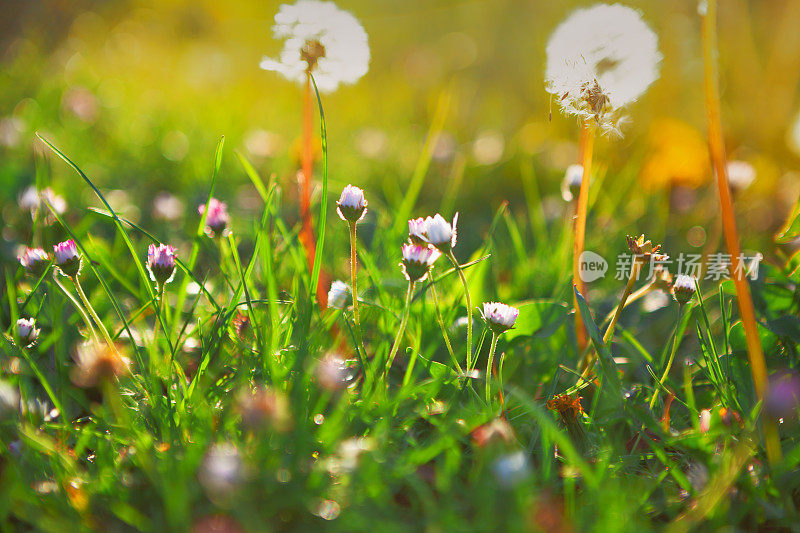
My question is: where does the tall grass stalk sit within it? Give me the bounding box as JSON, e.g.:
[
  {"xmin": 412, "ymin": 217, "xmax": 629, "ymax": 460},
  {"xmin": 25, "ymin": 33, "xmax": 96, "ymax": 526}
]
[
  {"xmin": 573, "ymin": 121, "xmax": 595, "ymax": 352},
  {"xmin": 701, "ymin": 0, "xmax": 781, "ymax": 464}
]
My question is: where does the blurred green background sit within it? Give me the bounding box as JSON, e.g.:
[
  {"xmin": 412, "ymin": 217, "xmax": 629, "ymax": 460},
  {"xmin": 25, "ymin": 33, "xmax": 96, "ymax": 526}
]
[{"xmin": 2, "ymin": 0, "xmax": 800, "ymax": 265}]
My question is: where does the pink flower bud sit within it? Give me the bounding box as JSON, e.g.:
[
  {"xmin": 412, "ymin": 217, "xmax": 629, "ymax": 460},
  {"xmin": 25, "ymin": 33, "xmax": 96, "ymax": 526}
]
[
  {"xmin": 16, "ymin": 318, "xmax": 40, "ymax": 348},
  {"xmin": 336, "ymin": 184, "xmax": 367, "ymax": 223},
  {"xmin": 199, "ymin": 198, "xmax": 230, "ymax": 237},
  {"xmin": 18, "ymin": 247, "xmax": 51, "ymax": 277},
  {"xmin": 400, "ymin": 243, "xmax": 440, "ymax": 282},
  {"xmin": 147, "ymin": 243, "xmax": 177, "ymax": 287},
  {"xmin": 53, "ymin": 239, "xmax": 81, "ymax": 277}
]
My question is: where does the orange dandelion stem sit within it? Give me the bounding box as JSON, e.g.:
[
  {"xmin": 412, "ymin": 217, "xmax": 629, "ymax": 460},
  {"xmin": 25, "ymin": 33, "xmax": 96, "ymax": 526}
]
[
  {"xmin": 701, "ymin": 0, "xmax": 781, "ymax": 464},
  {"xmin": 573, "ymin": 121, "xmax": 595, "ymax": 351}
]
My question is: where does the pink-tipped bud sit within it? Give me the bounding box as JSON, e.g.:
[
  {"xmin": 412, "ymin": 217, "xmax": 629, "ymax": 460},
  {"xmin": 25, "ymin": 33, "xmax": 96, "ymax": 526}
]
[
  {"xmin": 481, "ymin": 302, "xmax": 519, "ymax": 334},
  {"xmin": 53, "ymin": 239, "xmax": 81, "ymax": 277},
  {"xmin": 407, "ymin": 217, "xmax": 428, "ymax": 245},
  {"xmin": 16, "ymin": 318, "xmax": 40, "ymax": 348},
  {"xmin": 336, "ymin": 184, "xmax": 367, "ymax": 223},
  {"xmin": 400, "ymin": 243, "xmax": 440, "ymax": 282},
  {"xmin": 18, "ymin": 247, "xmax": 51, "ymax": 277},
  {"xmin": 147, "ymin": 243, "xmax": 177, "ymax": 287},
  {"xmin": 199, "ymin": 198, "xmax": 230, "ymax": 237}
]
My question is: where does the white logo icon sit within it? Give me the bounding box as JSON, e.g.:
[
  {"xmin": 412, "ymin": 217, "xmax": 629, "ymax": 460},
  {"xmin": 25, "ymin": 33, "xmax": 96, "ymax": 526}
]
[{"xmin": 579, "ymin": 250, "xmax": 608, "ymax": 282}]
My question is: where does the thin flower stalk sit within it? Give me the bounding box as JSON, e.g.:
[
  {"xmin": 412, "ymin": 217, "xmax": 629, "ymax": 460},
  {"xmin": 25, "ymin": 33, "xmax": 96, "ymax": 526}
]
[
  {"xmin": 446, "ymin": 251, "xmax": 473, "ymax": 372},
  {"xmin": 72, "ymin": 277, "xmax": 116, "ymax": 352},
  {"xmin": 573, "ymin": 121, "xmax": 595, "ymax": 352},
  {"xmin": 486, "ymin": 332, "xmax": 499, "ymax": 403},
  {"xmin": 701, "ymin": 0, "xmax": 780, "ymax": 464},
  {"xmin": 649, "ymin": 305, "xmax": 686, "ymax": 410},
  {"xmin": 430, "ymin": 279, "xmax": 462, "ymax": 376},
  {"xmin": 385, "ymin": 281, "xmax": 415, "ymax": 378},
  {"xmin": 52, "ymin": 272, "xmax": 101, "ymax": 347},
  {"xmin": 348, "ymin": 221, "xmax": 361, "ymax": 330}
]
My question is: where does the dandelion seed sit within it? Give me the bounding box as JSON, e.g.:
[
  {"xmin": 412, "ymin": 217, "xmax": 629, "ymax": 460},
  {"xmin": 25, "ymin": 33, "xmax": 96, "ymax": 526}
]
[
  {"xmin": 726, "ymin": 160, "xmax": 756, "ymax": 193},
  {"xmin": 561, "ymin": 164, "xmax": 583, "ymax": 202},
  {"xmin": 400, "ymin": 243, "xmax": 440, "ymax": 282},
  {"xmin": 16, "ymin": 318, "xmax": 40, "ymax": 348},
  {"xmin": 260, "ymin": 0, "xmax": 370, "ymax": 93},
  {"xmin": 198, "ymin": 198, "xmax": 230, "ymax": 237},
  {"xmin": 71, "ymin": 342, "xmax": 131, "ymax": 387},
  {"xmin": 545, "ymin": 3, "xmax": 661, "ymax": 135},
  {"xmin": 237, "ymin": 387, "xmax": 290, "ymax": 431},
  {"xmin": 199, "ymin": 443, "xmax": 242, "ymax": 496},
  {"xmin": 53, "ymin": 239, "xmax": 82, "ymax": 278},
  {"xmin": 492, "ymin": 451, "xmax": 530, "ymax": 488},
  {"xmin": 336, "ymin": 184, "xmax": 367, "ymax": 222},
  {"xmin": 315, "ymin": 354, "xmax": 353, "ymax": 391},
  {"xmin": 18, "ymin": 247, "xmax": 51, "ymax": 277},
  {"xmin": 0, "ymin": 381, "xmax": 20, "ymax": 419},
  {"xmin": 146, "ymin": 243, "xmax": 177, "ymax": 288},
  {"xmin": 327, "ymin": 280, "xmax": 350, "ymax": 309}
]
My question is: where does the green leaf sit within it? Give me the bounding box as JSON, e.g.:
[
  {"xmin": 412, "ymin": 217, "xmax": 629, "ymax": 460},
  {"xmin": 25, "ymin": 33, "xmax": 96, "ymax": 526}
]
[{"xmin": 504, "ymin": 299, "xmax": 569, "ymax": 342}]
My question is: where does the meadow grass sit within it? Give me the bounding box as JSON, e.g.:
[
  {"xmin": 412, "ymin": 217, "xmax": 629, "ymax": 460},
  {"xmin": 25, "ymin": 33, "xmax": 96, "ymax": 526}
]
[{"xmin": 2, "ymin": 3, "xmax": 800, "ymax": 532}]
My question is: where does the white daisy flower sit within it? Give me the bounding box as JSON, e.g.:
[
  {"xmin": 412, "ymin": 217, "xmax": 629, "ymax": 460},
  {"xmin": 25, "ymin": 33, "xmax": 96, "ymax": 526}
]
[
  {"xmin": 481, "ymin": 302, "xmax": 520, "ymax": 334},
  {"xmin": 545, "ymin": 3, "xmax": 661, "ymax": 135},
  {"xmin": 260, "ymin": 0, "xmax": 370, "ymax": 93}
]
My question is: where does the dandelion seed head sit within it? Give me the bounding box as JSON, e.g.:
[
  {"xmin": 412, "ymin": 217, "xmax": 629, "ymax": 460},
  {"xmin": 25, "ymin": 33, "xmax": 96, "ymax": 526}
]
[
  {"xmin": 545, "ymin": 3, "xmax": 661, "ymax": 134},
  {"xmin": 260, "ymin": 0, "xmax": 370, "ymax": 93}
]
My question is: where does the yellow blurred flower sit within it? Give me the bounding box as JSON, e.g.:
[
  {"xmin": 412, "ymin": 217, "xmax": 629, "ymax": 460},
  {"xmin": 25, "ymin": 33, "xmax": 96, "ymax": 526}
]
[{"xmin": 640, "ymin": 118, "xmax": 710, "ymax": 189}]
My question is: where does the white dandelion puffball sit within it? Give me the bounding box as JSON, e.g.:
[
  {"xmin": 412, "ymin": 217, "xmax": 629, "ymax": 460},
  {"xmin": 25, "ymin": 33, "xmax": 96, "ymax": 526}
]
[
  {"xmin": 260, "ymin": 0, "xmax": 370, "ymax": 93},
  {"xmin": 545, "ymin": 3, "xmax": 661, "ymax": 133}
]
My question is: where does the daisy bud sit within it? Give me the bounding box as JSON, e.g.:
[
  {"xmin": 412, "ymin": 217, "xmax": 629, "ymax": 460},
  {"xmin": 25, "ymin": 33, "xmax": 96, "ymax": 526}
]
[
  {"xmin": 400, "ymin": 243, "xmax": 440, "ymax": 282},
  {"xmin": 425, "ymin": 213, "xmax": 458, "ymax": 251},
  {"xmin": 53, "ymin": 239, "xmax": 81, "ymax": 277},
  {"xmin": 408, "ymin": 217, "xmax": 428, "ymax": 245},
  {"xmin": 199, "ymin": 198, "xmax": 230, "ymax": 237},
  {"xmin": 336, "ymin": 184, "xmax": 367, "ymax": 223},
  {"xmin": 16, "ymin": 318, "xmax": 40, "ymax": 348},
  {"xmin": 671, "ymin": 274, "xmax": 696, "ymax": 305},
  {"xmin": 146, "ymin": 243, "xmax": 177, "ymax": 288},
  {"xmin": 481, "ymin": 302, "xmax": 519, "ymax": 334},
  {"xmin": 327, "ymin": 280, "xmax": 351, "ymax": 310},
  {"xmin": 18, "ymin": 247, "xmax": 51, "ymax": 277}
]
